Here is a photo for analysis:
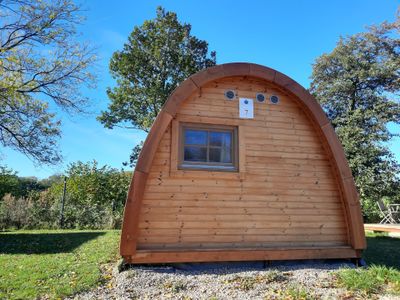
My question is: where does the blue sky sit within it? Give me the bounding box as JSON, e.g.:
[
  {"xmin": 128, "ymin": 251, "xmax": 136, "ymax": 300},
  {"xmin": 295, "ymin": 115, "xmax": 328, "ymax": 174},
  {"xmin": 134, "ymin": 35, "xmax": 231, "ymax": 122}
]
[{"xmin": 2, "ymin": 0, "xmax": 399, "ymax": 178}]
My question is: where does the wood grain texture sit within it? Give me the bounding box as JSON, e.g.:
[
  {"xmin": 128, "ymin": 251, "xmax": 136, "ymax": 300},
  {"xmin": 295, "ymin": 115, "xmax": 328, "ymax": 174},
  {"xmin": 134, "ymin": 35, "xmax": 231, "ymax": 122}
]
[
  {"xmin": 364, "ymin": 224, "xmax": 400, "ymax": 233},
  {"xmin": 126, "ymin": 247, "xmax": 359, "ymax": 264},
  {"xmin": 135, "ymin": 111, "xmax": 173, "ymax": 174},
  {"xmin": 120, "ymin": 170, "xmax": 148, "ymax": 256},
  {"xmin": 138, "ymin": 79, "xmax": 348, "ymax": 251},
  {"xmin": 120, "ymin": 63, "xmax": 366, "ymax": 263}
]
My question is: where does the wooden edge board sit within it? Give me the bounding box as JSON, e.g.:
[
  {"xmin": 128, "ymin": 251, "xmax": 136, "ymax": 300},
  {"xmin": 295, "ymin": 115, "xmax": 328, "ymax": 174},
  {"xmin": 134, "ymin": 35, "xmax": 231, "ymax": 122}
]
[
  {"xmin": 124, "ymin": 247, "xmax": 360, "ymax": 264},
  {"xmin": 364, "ymin": 224, "xmax": 400, "ymax": 233}
]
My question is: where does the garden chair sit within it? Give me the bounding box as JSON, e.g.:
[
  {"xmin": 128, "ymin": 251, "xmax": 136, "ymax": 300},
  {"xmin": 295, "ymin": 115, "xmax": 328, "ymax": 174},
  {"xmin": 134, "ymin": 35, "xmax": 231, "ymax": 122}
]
[{"xmin": 377, "ymin": 200, "xmax": 400, "ymax": 224}]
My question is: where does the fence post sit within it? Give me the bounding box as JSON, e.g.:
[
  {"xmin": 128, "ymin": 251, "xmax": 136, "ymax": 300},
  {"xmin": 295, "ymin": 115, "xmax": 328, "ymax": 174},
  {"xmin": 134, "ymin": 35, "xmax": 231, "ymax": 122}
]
[{"xmin": 59, "ymin": 176, "xmax": 67, "ymax": 228}]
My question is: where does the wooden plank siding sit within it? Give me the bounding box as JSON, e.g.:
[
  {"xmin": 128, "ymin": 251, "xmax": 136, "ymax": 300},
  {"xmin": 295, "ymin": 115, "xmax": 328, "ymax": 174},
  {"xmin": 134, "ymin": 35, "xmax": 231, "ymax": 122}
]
[
  {"xmin": 120, "ymin": 63, "xmax": 366, "ymax": 263},
  {"xmin": 127, "ymin": 247, "xmax": 359, "ymax": 264},
  {"xmin": 136, "ymin": 77, "xmax": 349, "ymax": 251}
]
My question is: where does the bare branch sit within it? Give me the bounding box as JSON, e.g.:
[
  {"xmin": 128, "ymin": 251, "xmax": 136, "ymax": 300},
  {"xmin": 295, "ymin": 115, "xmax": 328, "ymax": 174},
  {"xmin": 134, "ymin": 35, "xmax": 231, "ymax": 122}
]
[{"xmin": 0, "ymin": 0, "xmax": 96, "ymax": 164}]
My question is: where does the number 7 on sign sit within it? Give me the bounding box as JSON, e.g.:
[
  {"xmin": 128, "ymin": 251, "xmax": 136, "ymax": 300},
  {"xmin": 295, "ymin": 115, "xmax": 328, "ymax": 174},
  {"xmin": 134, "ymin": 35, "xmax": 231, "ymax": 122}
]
[{"xmin": 239, "ymin": 98, "xmax": 254, "ymax": 119}]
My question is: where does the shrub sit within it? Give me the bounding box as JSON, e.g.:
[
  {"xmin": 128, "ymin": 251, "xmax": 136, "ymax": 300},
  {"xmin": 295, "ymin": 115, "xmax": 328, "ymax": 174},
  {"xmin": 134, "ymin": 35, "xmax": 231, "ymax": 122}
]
[
  {"xmin": 0, "ymin": 161, "xmax": 132, "ymax": 230},
  {"xmin": 0, "ymin": 194, "xmax": 31, "ymax": 229}
]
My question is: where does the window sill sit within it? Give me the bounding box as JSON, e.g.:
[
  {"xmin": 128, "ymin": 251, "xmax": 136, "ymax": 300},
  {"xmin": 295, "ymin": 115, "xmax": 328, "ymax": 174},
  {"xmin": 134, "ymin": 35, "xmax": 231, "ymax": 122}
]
[
  {"xmin": 178, "ymin": 163, "xmax": 237, "ymax": 172},
  {"xmin": 171, "ymin": 169, "xmax": 244, "ymax": 180}
]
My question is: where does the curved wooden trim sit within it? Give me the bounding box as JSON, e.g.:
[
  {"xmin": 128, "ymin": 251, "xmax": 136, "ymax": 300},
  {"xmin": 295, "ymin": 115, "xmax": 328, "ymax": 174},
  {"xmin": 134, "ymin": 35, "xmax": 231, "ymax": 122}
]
[
  {"xmin": 120, "ymin": 170, "xmax": 148, "ymax": 256},
  {"xmin": 135, "ymin": 110, "xmax": 173, "ymax": 174},
  {"xmin": 120, "ymin": 63, "xmax": 366, "ymax": 259}
]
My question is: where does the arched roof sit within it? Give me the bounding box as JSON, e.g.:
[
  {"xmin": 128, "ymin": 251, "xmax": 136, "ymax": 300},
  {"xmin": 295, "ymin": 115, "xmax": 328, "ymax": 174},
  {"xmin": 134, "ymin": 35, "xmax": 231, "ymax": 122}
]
[{"xmin": 120, "ymin": 63, "xmax": 366, "ymax": 257}]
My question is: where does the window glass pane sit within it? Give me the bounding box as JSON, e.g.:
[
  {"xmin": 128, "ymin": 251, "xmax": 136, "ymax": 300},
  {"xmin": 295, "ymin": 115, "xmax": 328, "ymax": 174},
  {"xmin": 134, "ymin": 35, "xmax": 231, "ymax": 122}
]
[
  {"xmin": 209, "ymin": 147, "xmax": 232, "ymax": 163},
  {"xmin": 221, "ymin": 146, "xmax": 232, "ymax": 163},
  {"xmin": 184, "ymin": 147, "xmax": 207, "ymax": 162},
  {"xmin": 209, "ymin": 131, "xmax": 231, "ymax": 147},
  {"xmin": 209, "ymin": 148, "xmax": 221, "ymax": 162},
  {"xmin": 184, "ymin": 129, "xmax": 207, "ymax": 145}
]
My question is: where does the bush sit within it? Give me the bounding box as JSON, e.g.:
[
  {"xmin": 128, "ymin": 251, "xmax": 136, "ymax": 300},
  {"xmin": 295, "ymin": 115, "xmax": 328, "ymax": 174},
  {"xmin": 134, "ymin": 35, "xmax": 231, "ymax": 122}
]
[
  {"xmin": 0, "ymin": 194, "xmax": 31, "ymax": 229},
  {"xmin": 0, "ymin": 161, "xmax": 132, "ymax": 230},
  {"xmin": 48, "ymin": 161, "xmax": 131, "ymax": 229},
  {"xmin": 0, "ymin": 192, "xmax": 58, "ymax": 230}
]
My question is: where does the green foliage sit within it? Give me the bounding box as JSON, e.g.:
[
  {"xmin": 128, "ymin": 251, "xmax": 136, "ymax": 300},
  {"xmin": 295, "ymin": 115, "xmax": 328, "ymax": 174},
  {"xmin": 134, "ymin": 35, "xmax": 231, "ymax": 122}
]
[
  {"xmin": 0, "ymin": 161, "xmax": 131, "ymax": 230},
  {"xmin": 0, "ymin": 165, "xmax": 19, "ymax": 199},
  {"xmin": 38, "ymin": 174, "xmax": 64, "ymax": 187},
  {"xmin": 0, "ymin": 191, "xmax": 61, "ymax": 230},
  {"xmin": 0, "ymin": 165, "xmax": 57, "ymax": 199},
  {"xmin": 99, "ymin": 6, "xmax": 216, "ymax": 132},
  {"xmin": 0, "ymin": 194, "xmax": 32, "ymax": 229},
  {"xmin": 14, "ymin": 176, "xmax": 48, "ymax": 198},
  {"xmin": 310, "ymin": 16, "xmax": 400, "ymax": 221},
  {"xmin": 98, "ymin": 6, "xmax": 216, "ymax": 165},
  {"xmin": 0, "ymin": 165, "xmax": 61, "ymax": 229},
  {"xmin": 0, "ymin": 0, "xmax": 96, "ymax": 164},
  {"xmin": 123, "ymin": 140, "xmax": 144, "ymax": 167},
  {"xmin": 48, "ymin": 161, "xmax": 131, "ymax": 229},
  {"xmin": 0, "ymin": 230, "xmax": 119, "ymax": 299}
]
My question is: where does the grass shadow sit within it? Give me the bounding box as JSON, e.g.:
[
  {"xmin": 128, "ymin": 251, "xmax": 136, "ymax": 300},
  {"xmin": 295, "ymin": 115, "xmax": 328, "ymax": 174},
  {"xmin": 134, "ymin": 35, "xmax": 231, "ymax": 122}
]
[
  {"xmin": 364, "ymin": 234, "xmax": 400, "ymax": 270},
  {"xmin": 0, "ymin": 231, "xmax": 106, "ymax": 254}
]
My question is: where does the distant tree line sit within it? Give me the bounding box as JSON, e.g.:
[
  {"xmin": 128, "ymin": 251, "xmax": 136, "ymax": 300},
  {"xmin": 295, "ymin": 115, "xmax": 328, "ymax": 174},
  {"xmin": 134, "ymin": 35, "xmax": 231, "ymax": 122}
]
[{"xmin": 0, "ymin": 161, "xmax": 131, "ymax": 230}]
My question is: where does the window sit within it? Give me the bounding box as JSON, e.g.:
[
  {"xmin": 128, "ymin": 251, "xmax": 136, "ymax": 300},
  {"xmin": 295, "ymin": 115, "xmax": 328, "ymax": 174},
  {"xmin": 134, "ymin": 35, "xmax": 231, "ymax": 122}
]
[{"xmin": 179, "ymin": 123, "xmax": 238, "ymax": 171}]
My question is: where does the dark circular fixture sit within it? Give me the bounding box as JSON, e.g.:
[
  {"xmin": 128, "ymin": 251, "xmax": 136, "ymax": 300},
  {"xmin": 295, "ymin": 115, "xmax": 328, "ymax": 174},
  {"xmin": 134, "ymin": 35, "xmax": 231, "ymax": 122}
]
[
  {"xmin": 270, "ymin": 95, "xmax": 279, "ymax": 104},
  {"xmin": 224, "ymin": 90, "xmax": 236, "ymax": 100},
  {"xmin": 256, "ymin": 93, "xmax": 265, "ymax": 103}
]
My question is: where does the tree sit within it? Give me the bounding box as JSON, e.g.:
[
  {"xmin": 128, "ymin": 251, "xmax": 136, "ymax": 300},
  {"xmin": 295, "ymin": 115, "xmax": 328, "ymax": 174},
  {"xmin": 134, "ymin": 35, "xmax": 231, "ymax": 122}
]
[
  {"xmin": 0, "ymin": 0, "xmax": 96, "ymax": 164},
  {"xmin": 15, "ymin": 176, "xmax": 47, "ymax": 198},
  {"xmin": 310, "ymin": 16, "xmax": 400, "ymax": 220},
  {"xmin": 0, "ymin": 165, "xmax": 19, "ymax": 199},
  {"xmin": 48, "ymin": 160, "xmax": 131, "ymax": 228},
  {"xmin": 0, "ymin": 166, "xmax": 61, "ymax": 200},
  {"xmin": 38, "ymin": 174, "xmax": 64, "ymax": 188},
  {"xmin": 98, "ymin": 7, "xmax": 216, "ymax": 165}
]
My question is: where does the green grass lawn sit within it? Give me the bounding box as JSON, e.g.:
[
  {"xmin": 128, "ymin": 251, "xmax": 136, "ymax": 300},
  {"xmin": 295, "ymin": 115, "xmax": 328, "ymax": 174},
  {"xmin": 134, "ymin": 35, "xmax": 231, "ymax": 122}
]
[
  {"xmin": 363, "ymin": 232, "xmax": 400, "ymax": 269},
  {"xmin": 0, "ymin": 230, "xmax": 399, "ymax": 299},
  {"xmin": 0, "ymin": 230, "xmax": 120, "ymax": 300},
  {"xmin": 335, "ymin": 232, "xmax": 400, "ymax": 296}
]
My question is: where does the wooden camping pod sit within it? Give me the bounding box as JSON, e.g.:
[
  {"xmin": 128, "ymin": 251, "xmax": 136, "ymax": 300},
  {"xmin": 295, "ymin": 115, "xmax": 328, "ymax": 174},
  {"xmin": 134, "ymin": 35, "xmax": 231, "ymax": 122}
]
[{"xmin": 120, "ymin": 63, "xmax": 366, "ymax": 264}]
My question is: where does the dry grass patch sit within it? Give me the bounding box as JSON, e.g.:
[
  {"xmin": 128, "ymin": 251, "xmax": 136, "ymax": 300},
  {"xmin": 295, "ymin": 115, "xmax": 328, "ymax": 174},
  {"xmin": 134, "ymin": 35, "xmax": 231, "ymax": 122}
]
[{"xmin": 224, "ymin": 270, "xmax": 289, "ymax": 291}]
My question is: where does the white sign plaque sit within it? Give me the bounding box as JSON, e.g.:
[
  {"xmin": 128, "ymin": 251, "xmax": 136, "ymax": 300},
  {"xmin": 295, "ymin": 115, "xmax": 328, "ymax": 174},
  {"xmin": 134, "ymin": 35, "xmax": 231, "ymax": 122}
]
[{"xmin": 239, "ymin": 98, "xmax": 254, "ymax": 119}]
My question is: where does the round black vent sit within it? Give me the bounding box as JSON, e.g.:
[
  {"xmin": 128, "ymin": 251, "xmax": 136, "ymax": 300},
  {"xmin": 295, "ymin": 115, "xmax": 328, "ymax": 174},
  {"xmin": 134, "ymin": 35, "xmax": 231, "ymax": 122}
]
[
  {"xmin": 224, "ymin": 90, "xmax": 235, "ymax": 100},
  {"xmin": 270, "ymin": 95, "xmax": 279, "ymax": 104},
  {"xmin": 256, "ymin": 93, "xmax": 265, "ymax": 103}
]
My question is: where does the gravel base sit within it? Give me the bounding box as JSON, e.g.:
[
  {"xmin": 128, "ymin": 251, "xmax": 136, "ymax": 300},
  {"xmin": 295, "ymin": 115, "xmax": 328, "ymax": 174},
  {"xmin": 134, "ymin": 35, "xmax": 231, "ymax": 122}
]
[{"xmin": 68, "ymin": 260, "xmax": 397, "ymax": 300}]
